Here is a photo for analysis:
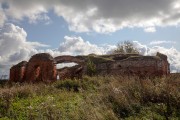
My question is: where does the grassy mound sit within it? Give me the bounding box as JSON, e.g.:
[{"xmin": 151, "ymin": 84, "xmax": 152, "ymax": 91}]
[{"xmin": 0, "ymin": 75, "xmax": 179, "ymax": 120}]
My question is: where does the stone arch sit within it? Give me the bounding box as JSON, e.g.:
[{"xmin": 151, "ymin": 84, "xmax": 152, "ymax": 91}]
[
  {"xmin": 54, "ymin": 55, "xmax": 85, "ymax": 65},
  {"xmin": 54, "ymin": 55, "xmax": 85, "ymax": 80}
]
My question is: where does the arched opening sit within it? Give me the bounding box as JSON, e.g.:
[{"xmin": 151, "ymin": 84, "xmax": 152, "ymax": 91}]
[
  {"xmin": 56, "ymin": 62, "xmax": 78, "ymax": 80},
  {"xmin": 54, "ymin": 55, "xmax": 85, "ymax": 80},
  {"xmin": 56, "ymin": 62, "xmax": 84, "ymax": 80},
  {"xmin": 56, "ymin": 62, "xmax": 78, "ymax": 69}
]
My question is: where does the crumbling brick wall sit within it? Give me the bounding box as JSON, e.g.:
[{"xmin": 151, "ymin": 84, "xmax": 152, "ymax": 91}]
[
  {"xmin": 9, "ymin": 61, "xmax": 27, "ymax": 82},
  {"xmin": 9, "ymin": 52, "xmax": 170, "ymax": 83},
  {"xmin": 57, "ymin": 65, "xmax": 83, "ymax": 80},
  {"xmin": 10, "ymin": 53, "xmax": 57, "ymax": 83},
  {"xmin": 156, "ymin": 52, "xmax": 170, "ymax": 75},
  {"xmin": 96, "ymin": 53, "xmax": 170, "ymax": 77},
  {"xmin": 25, "ymin": 53, "xmax": 57, "ymax": 83}
]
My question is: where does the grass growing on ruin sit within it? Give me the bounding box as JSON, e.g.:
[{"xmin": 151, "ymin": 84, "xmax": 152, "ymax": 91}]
[{"xmin": 0, "ymin": 74, "xmax": 180, "ymax": 120}]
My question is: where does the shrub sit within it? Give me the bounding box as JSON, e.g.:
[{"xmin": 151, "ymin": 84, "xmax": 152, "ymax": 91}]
[
  {"xmin": 86, "ymin": 57, "xmax": 97, "ymax": 76},
  {"xmin": 54, "ymin": 80, "xmax": 80, "ymax": 92}
]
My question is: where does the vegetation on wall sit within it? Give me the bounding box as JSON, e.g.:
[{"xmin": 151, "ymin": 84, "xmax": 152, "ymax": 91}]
[{"xmin": 86, "ymin": 57, "xmax": 97, "ymax": 76}]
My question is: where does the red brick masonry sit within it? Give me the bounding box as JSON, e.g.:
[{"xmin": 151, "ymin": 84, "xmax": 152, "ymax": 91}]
[{"xmin": 10, "ymin": 52, "xmax": 170, "ymax": 83}]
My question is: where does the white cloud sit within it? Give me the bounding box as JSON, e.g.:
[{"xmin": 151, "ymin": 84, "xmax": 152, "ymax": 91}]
[
  {"xmin": 28, "ymin": 13, "xmax": 51, "ymax": 24},
  {"xmin": 58, "ymin": 36, "xmax": 114, "ymax": 55},
  {"xmin": 144, "ymin": 27, "xmax": 156, "ymax": 33},
  {"xmin": 0, "ymin": 23, "xmax": 47, "ymax": 76},
  {"xmin": 1, "ymin": 0, "xmax": 180, "ymax": 33},
  {"xmin": 133, "ymin": 41, "xmax": 149, "ymax": 55},
  {"xmin": 37, "ymin": 36, "xmax": 116, "ymax": 58},
  {"xmin": 150, "ymin": 40, "xmax": 176, "ymax": 45},
  {"xmin": 1, "ymin": 0, "xmax": 51, "ymax": 25}
]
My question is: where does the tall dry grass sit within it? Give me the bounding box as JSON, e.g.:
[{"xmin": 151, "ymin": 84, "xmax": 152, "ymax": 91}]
[{"xmin": 0, "ymin": 74, "xmax": 179, "ymax": 119}]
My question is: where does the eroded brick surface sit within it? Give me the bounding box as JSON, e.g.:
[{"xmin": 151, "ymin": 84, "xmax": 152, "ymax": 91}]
[
  {"xmin": 57, "ymin": 65, "xmax": 83, "ymax": 80},
  {"xmin": 96, "ymin": 52, "xmax": 170, "ymax": 77},
  {"xmin": 9, "ymin": 52, "xmax": 170, "ymax": 83},
  {"xmin": 10, "ymin": 61, "xmax": 27, "ymax": 82},
  {"xmin": 10, "ymin": 53, "xmax": 57, "ymax": 83}
]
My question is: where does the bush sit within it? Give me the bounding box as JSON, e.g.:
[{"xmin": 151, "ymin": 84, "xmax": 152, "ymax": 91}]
[
  {"xmin": 54, "ymin": 80, "xmax": 80, "ymax": 92},
  {"xmin": 86, "ymin": 57, "xmax": 97, "ymax": 76}
]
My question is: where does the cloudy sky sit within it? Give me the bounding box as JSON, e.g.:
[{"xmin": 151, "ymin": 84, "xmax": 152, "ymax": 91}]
[{"xmin": 0, "ymin": 0, "xmax": 180, "ymax": 76}]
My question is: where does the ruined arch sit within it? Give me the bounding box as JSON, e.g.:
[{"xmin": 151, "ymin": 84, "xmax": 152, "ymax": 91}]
[
  {"xmin": 54, "ymin": 55, "xmax": 85, "ymax": 65},
  {"xmin": 25, "ymin": 53, "xmax": 57, "ymax": 83},
  {"xmin": 54, "ymin": 55, "xmax": 85, "ymax": 80}
]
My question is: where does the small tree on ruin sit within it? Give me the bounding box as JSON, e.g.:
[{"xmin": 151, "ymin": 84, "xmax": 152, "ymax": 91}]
[
  {"xmin": 87, "ymin": 57, "xmax": 96, "ymax": 76},
  {"xmin": 113, "ymin": 41, "xmax": 139, "ymax": 54}
]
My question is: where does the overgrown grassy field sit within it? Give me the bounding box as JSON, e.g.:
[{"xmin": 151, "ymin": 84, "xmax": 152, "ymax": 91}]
[{"xmin": 0, "ymin": 75, "xmax": 179, "ymax": 120}]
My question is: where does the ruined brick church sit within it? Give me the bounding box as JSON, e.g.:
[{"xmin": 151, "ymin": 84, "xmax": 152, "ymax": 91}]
[
  {"xmin": 10, "ymin": 53, "xmax": 57, "ymax": 83},
  {"xmin": 10, "ymin": 52, "xmax": 170, "ymax": 83}
]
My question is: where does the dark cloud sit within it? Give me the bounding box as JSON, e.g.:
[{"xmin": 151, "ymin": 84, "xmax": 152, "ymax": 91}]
[{"xmin": 0, "ymin": 0, "xmax": 180, "ymax": 32}]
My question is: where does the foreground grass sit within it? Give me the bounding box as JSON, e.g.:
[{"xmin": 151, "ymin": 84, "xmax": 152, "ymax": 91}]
[{"xmin": 0, "ymin": 75, "xmax": 180, "ymax": 120}]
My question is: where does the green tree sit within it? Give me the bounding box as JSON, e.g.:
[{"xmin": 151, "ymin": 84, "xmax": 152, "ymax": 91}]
[{"xmin": 113, "ymin": 41, "xmax": 139, "ymax": 54}]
